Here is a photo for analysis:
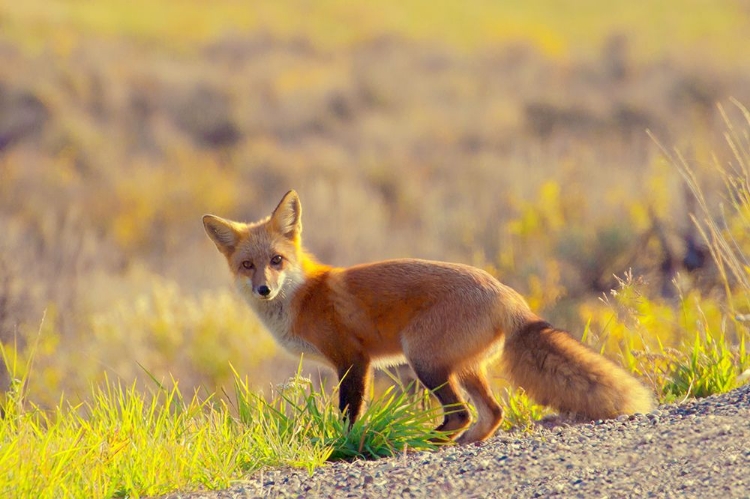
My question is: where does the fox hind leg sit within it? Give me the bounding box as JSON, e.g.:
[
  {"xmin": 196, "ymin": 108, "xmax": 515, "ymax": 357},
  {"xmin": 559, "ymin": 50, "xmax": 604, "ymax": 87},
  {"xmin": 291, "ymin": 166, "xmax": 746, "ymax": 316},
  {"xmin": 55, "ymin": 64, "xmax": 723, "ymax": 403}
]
[
  {"xmin": 456, "ymin": 369, "xmax": 504, "ymax": 444},
  {"xmin": 410, "ymin": 363, "xmax": 471, "ymax": 441}
]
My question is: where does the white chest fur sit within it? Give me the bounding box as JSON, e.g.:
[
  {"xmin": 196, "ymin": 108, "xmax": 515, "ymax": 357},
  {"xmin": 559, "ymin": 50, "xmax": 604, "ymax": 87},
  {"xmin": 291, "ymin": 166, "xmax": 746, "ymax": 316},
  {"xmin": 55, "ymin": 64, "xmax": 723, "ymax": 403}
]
[{"xmin": 235, "ymin": 275, "xmax": 322, "ymax": 359}]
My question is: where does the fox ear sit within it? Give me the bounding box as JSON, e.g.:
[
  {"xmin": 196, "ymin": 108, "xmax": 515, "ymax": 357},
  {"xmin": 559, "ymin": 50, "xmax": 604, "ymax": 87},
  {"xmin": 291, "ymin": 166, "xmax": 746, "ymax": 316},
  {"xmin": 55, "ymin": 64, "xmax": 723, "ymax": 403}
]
[
  {"xmin": 270, "ymin": 190, "xmax": 302, "ymax": 240},
  {"xmin": 203, "ymin": 215, "xmax": 239, "ymax": 253}
]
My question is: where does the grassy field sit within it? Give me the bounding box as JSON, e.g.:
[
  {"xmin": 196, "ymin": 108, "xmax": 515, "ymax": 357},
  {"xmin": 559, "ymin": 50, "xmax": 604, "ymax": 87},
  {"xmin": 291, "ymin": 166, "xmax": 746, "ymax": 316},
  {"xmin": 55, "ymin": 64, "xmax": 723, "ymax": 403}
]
[{"xmin": 1, "ymin": 0, "xmax": 750, "ymax": 496}]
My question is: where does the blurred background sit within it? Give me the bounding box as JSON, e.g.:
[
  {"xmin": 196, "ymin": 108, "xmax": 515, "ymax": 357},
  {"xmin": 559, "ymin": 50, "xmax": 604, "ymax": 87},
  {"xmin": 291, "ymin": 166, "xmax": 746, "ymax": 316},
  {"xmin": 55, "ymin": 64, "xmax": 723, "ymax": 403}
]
[{"xmin": 1, "ymin": 0, "xmax": 750, "ymax": 406}]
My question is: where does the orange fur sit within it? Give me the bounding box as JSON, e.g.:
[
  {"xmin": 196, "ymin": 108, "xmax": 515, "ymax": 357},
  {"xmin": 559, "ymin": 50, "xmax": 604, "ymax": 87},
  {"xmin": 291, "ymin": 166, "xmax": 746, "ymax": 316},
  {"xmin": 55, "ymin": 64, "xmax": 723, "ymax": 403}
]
[{"xmin": 203, "ymin": 190, "xmax": 655, "ymax": 443}]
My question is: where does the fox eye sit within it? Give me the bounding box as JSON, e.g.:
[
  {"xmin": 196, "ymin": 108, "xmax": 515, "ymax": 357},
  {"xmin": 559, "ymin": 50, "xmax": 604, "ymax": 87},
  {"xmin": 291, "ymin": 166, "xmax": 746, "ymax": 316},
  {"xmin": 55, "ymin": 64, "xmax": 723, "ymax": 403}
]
[
  {"xmin": 241, "ymin": 261, "xmax": 254, "ymax": 270},
  {"xmin": 270, "ymin": 255, "xmax": 283, "ymax": 266}
]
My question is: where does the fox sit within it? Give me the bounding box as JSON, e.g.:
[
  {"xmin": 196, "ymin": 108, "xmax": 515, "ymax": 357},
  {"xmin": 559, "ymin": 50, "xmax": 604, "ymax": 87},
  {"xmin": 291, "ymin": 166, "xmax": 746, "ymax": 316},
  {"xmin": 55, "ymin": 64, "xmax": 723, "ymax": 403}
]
[{"xmin": 202, "ymin": 190, "xmax": 655, "ymax": 444}]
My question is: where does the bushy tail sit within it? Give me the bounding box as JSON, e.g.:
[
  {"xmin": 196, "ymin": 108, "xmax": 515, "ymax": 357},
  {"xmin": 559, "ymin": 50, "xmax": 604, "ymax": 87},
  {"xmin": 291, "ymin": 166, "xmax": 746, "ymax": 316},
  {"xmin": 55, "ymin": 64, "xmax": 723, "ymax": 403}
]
[{"xmin": 502, "ymin": 320, "xmax": 655, "ymax": 419}]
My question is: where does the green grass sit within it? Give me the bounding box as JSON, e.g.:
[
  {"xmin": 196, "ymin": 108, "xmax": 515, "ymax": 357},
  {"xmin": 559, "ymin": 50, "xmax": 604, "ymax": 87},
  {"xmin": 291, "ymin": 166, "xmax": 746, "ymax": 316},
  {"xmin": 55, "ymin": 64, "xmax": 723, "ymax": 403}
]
[
  {"xmin": 586, "ymin": 269, "xmax": 750, "ymax": 404},
  {"xmin": 662, "ymin": 329, "xmax": 746, "ymax": 401},
  {"xmin": 0, "ymin": 347, "xmax": 446, "ymax": 498},
  {"xmin": 584, "ymin": 101, "xmax": 750, "ymax": 404},
  {"xmin": 499, "ymin": 387, "xmax": 548, "ymax": 432},
  {"xmin": 232, "ymin": 366, "xmax": 447, "ymax": 463},
  {"xmin": 658, "ymin": 100, "xmax": 750, "ymax": 401}
]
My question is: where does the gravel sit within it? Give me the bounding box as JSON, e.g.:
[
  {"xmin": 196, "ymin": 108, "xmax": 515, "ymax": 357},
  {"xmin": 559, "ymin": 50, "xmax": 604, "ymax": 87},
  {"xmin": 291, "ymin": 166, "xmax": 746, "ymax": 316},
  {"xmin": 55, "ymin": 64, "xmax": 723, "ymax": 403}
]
[{"xmin": 170, "ymin": 384, "xmax": 750, "ymax": 498}]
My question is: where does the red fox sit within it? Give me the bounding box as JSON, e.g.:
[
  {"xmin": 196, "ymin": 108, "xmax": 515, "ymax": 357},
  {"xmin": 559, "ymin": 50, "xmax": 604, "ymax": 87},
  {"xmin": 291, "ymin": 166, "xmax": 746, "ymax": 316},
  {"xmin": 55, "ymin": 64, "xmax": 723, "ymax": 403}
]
[{"xmin": 203, "ymin": 190, "xmax": 654, "ymax": 443}]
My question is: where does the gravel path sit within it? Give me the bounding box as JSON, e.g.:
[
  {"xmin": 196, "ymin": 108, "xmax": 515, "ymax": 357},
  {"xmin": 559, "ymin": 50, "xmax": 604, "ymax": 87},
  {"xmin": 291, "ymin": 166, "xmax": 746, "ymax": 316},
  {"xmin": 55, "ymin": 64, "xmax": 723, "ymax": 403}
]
[{"xmin": 176, "ymin": 385, "xmax": 750, "ymax": 498}]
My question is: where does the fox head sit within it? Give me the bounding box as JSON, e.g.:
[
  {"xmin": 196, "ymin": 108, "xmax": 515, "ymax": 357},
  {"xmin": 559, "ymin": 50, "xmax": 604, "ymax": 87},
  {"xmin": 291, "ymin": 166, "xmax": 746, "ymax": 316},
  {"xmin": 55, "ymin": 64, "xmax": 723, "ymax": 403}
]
[{"xmin": 203, "ymin": 190, "xmax": 304, "ymax": 302}]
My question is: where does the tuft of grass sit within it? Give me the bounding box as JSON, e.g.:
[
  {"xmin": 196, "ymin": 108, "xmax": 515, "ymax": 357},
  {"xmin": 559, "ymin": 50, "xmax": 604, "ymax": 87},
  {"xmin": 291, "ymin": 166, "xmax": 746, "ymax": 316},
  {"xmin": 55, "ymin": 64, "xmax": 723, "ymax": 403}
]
[
  {"xmin": 577, "ymin": 101, "xmax": 750, "ymax": 404},
  {"xmin": 233, "ymin": 364, "xmax": 447, "ymax": 463},
  {"xmin": 657, "ymin": 100, "xmax": 750, "ymax": 400},
  {"xmin": 324, "ymin": 383, "xmax": 447, "ymax": 460},
  {"xmin": 583, "ymin": 269, "xmax": 749, "ymax": 404},
  {"xmin": 662, "ymin": 329, "xmax": 745, "ymax": 402},
  {"xmin": 499, "ymin": 387, "xmax": 547, "ymax": 432}
]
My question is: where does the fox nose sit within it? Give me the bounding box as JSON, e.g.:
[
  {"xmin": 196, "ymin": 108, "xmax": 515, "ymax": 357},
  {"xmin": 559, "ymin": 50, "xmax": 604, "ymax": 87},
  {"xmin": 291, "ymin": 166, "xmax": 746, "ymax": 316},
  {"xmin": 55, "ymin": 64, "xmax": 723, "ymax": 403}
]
[{"xmin": 257, "ymin": 285, "xmax": 271, "ymax": 297}]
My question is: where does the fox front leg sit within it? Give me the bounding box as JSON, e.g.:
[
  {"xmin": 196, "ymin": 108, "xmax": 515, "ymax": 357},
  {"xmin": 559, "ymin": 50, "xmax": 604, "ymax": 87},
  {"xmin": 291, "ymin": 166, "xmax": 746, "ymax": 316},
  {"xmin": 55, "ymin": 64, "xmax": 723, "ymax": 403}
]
[{"xmin": 336, "ymin": 361, "xmax": 371, "ymax": 425}]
